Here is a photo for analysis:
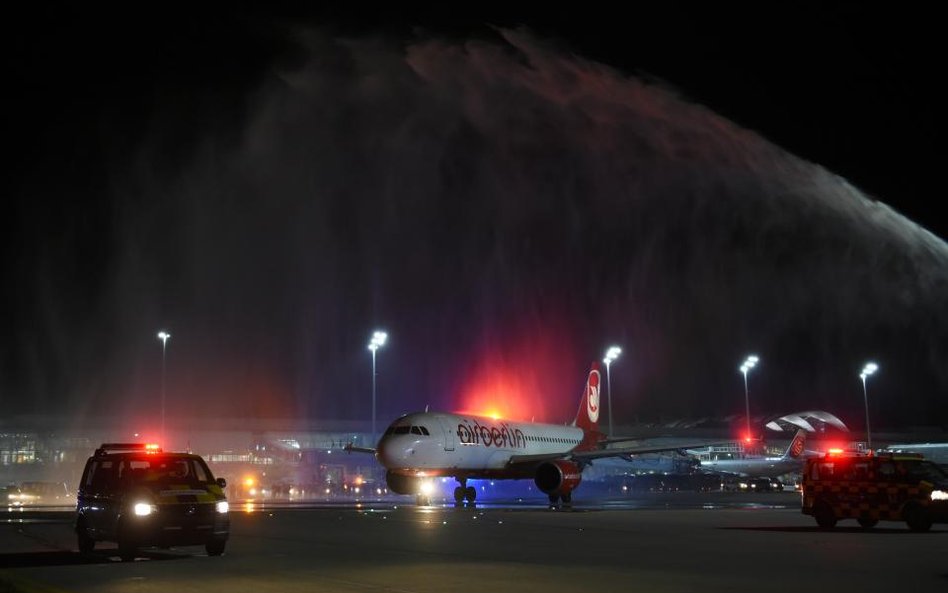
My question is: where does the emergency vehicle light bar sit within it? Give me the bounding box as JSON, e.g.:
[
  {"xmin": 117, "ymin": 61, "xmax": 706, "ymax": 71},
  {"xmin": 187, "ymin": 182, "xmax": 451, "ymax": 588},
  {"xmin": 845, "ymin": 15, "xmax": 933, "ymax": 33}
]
[{"xmin": 94, "ymin": 443, "xmax": 163, "ymax": 455}]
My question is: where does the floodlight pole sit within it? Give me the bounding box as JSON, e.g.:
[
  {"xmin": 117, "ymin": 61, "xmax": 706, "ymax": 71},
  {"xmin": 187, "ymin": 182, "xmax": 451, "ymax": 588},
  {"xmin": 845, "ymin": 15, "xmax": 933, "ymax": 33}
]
[
  {"xmin": 602, "ymin": 346, "xmax": 622, "ymax": 438},
  {"xmin": 157, "ymin": 331, "xmax": 170, "ymax": 442},
  {"xmin": 368, "ymin": 331, "xmax": 388, "ymax": 446},
  {"xmin": 739, "ymin": 355, "xmax": 759, "ymax": 444},
  {"xmin": 860, "ymin": 362, "xmax": 878, "ymax": 452}
]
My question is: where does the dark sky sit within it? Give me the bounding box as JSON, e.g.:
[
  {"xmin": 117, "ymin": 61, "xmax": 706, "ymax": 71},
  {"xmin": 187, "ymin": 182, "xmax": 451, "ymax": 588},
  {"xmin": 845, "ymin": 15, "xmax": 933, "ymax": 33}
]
[{"xmin": 4, "ymin": 4, "xmax": 946, "ymax": 435}]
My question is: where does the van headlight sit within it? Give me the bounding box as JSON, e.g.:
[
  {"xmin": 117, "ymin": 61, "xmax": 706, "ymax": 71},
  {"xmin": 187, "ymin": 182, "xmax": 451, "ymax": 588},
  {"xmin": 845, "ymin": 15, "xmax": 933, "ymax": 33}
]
[
  {"xmin": 216, "ymin": 500, "xmax": 229, "ymax": 513},
  {"xmin": 931, "ymin": 490, "xmax": 948, "ymax": 501},
  {"xmin": 133, "ymin": 502, "xmax": 157, "ymax": 516}
]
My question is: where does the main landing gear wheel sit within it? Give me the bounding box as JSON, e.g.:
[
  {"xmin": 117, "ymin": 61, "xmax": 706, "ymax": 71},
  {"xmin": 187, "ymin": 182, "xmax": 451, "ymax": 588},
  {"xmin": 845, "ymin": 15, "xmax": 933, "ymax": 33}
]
[
  {"xmin": 464, "ymin": 487, "xmax": 476, "ymax": 504},
  {"xmin": 454, "ymin": 487, "xmax": 465, "ymax": 505},
  {"xmin": 548, "ymin": 492, "xmax": 573, "ymax": 508}
]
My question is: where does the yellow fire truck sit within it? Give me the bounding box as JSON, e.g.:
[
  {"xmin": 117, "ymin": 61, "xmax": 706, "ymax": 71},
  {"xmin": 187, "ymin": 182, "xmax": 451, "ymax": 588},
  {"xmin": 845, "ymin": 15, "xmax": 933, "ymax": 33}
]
[{"xmin": 801, "ymin": 450, "xmax": 948, "ymax": 531}]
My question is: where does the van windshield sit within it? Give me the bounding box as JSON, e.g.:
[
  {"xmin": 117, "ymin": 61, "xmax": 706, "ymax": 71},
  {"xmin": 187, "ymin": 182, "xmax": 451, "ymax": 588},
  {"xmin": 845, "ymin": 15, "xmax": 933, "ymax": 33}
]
[{"xmin": 120, "ymin": 456, "xmax": 213, "ymax": 486}]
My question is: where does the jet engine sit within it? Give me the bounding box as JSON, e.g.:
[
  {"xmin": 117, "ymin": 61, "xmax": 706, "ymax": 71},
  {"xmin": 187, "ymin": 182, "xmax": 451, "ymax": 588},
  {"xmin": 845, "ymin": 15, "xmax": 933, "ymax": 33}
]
[{"xmin": 534, "ymin": 460, "xmax": 582, "ymax": 495}]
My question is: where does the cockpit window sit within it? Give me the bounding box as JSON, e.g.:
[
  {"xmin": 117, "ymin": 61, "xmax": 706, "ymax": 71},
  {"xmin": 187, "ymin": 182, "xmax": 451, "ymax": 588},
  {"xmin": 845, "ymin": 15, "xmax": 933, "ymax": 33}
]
[{"xmin": 389, "ymin": 425, "xmax": 430, "ymax": 436}]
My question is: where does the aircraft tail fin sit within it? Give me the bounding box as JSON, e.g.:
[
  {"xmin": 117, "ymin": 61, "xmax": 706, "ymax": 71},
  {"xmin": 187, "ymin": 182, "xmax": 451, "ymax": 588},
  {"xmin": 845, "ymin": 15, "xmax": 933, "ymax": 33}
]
[
  {"xmin": 572, "ymin": 363, "xmax": 604, "ymax": 448},
  {"xmin": 785, "ymin": 429, "xmax": 807, "ymax": 459}
]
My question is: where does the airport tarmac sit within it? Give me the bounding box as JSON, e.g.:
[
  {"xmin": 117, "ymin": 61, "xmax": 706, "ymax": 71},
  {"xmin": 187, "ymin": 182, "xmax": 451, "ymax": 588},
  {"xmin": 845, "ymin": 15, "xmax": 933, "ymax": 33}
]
[{"xmin": 1, "ymin": 492, "xmax": 946, "ymax": 592}]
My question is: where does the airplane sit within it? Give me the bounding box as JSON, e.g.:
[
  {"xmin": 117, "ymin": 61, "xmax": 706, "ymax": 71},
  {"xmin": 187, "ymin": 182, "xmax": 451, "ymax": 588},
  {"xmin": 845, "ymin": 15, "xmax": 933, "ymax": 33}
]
[
  {"xmin": 694, "ymin": 429, "xmax": 808, "ymax": 478},
  {"xmin": 346, "ymin": 362, "xmax": 727, "ymax": 506}
]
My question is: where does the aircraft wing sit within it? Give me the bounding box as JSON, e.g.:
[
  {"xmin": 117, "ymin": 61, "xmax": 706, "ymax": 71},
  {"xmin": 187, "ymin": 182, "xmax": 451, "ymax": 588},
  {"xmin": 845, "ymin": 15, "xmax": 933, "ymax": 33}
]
[
  {"xmin": 506, "ymin": 442, "xmax": 717, "ymax": 467},
  {"xmin": 343, "ymin": 443, "xmax": 377, "ymax": 455},
  {"xmin": 599, "ymin": 436, "xmax": 762, "ymax": 447},
  {"xmin": 569, "ymin": 442, "xmax": 719, "ymax": 462},
  {"xmin": 506, "ymin": 452, "xmax": 569, "ymax": 465}
]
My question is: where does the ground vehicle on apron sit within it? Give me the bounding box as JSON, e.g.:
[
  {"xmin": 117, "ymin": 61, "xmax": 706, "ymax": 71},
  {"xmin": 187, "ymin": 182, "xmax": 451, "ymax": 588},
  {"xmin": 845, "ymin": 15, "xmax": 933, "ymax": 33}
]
[
  {"xmin": 75, "ymin": 443, "xmax": 229, "ymax": 560},
  {"xmin": 801, "ymin": 449, "xmax": 948, "ymax": 531}
]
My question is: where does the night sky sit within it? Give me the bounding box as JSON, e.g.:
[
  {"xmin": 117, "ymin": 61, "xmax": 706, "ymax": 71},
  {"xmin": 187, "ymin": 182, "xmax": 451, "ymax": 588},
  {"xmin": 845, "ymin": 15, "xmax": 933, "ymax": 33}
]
[{"xmin": 4, "ymin": 4, "xmax": 946, "ymax": 435}]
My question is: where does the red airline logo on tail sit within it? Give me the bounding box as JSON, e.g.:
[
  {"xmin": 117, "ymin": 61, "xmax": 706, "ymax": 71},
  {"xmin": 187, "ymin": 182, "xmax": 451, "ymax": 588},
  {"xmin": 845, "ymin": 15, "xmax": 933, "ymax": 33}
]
[
  {"xmin": 586, "ymin": 369, "xmax": 601, "ymax": 423},
  {"xmin": 573, "ymin": 363, "xmax": 602, "ymax": 439},
  {"xmin": 789, "ymin": 431, "xmax": 806, "ymax": 458}
]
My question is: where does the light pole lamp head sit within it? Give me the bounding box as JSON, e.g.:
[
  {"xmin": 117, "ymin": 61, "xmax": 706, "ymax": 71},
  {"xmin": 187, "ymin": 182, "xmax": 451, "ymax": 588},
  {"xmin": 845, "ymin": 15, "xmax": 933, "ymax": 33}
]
[
  {"xmin": 368, "ymin": 330, "xmax": 388, "ymax": 351},
  {"xmin": 861, "ymin": 362, "xmax": 878, "ymax": 377},
  {"xmin": 740, "ymin": 355, "xmax": 759, "ymax": 374},
  {"xmin": 603, "ymin": 346, "xmax": 622, "ymax": 365},
  {"xmin": 157, "ymin": 331, "xmax": 170, "ymax": 344}
]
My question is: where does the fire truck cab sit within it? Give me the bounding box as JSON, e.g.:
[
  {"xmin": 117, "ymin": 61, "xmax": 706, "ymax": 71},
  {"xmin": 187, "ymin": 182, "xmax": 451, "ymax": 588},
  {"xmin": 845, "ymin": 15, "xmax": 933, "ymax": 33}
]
[{"xmin": 801, "ymin": 450, "xmax": 948, "ymax": 531}]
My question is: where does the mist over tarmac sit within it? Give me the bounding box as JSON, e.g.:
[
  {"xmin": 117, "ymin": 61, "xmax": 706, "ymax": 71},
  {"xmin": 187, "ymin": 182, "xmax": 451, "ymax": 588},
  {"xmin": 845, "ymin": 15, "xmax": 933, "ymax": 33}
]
[{"xmin": 7, "ymin": 27, "xmax": 947, "ymax": 431}]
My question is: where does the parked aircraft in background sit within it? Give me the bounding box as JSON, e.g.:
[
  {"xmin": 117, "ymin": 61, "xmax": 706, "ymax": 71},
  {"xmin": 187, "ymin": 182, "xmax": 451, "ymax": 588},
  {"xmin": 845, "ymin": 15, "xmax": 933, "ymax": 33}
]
[
  {"xmin": 885, "ymin": 443, "xmax": 948, "ymax": 467},
  {"xmin": 696, "ymin": 429, "xmax": 808, "ymax": 478}
]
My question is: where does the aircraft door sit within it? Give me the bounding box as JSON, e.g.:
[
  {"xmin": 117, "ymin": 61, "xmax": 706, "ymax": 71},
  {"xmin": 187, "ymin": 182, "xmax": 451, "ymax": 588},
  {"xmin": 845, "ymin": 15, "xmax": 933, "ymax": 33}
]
[{"xmin": 440, "ymin": 418, "xmax": 456, "ymax": 451}]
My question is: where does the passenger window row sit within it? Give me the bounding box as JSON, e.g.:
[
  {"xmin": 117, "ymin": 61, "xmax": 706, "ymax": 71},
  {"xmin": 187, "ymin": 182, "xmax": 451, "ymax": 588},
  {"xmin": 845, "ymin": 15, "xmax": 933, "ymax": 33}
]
[{"xmin": 525, "ymin": 435, "xmax": 578, "ymax": 444}]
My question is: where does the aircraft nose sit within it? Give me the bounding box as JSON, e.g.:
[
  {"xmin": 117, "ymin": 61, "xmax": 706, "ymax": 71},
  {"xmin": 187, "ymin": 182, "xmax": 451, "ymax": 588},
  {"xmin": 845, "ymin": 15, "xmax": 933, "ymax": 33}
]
[{"xmin": 376, "ymin": 438, "xmax": 400, "ymax": 468}]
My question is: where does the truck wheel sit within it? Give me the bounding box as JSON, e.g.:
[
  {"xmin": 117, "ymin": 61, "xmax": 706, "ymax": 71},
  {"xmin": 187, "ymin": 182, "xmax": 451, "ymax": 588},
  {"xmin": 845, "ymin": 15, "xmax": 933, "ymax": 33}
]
[
  {"xmin": 904, "ymin": 505, "xmax": 932, "ymax": 532},
  {"xmin": 206, "ymin": 539, "xmax": 227, "ymax": 556},
  {"xmin": 857, "ymin": 517, "xmax": 878, "ymax": 529},
  {"xmin": 117, "ymin": 540, "xmax": 137, "ymax": 562},
  {"xmin": 76, "ymin": 520, "xmax": 95, "ymax": 554},
  {"xmin": 814, "ymin": 501, "xmax": 837, "ymax": 529}
]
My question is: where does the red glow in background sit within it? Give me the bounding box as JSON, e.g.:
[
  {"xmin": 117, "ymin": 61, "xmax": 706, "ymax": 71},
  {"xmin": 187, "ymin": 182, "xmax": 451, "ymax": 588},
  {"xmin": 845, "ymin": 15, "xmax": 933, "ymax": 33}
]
[{"xmin": 453, "ymin": 322, "xmax": 582, "ymax": 423}]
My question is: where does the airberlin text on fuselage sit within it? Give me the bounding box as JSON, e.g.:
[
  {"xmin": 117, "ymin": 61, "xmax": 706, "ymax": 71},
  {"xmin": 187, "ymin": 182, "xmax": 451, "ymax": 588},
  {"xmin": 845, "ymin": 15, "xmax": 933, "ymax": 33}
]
[{"xmin": 457, "ymin": 419, "xmax": 526, "ymax": 449}]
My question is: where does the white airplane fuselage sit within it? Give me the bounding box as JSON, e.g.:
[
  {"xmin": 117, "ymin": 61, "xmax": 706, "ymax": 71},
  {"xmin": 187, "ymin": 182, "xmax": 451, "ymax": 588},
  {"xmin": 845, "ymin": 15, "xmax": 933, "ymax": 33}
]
[{"xmin": 377, "ymin": 412, "xmax": 584, "ymax": 478}]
